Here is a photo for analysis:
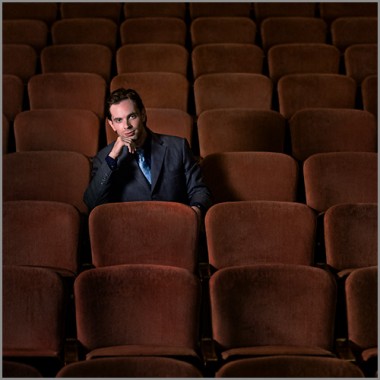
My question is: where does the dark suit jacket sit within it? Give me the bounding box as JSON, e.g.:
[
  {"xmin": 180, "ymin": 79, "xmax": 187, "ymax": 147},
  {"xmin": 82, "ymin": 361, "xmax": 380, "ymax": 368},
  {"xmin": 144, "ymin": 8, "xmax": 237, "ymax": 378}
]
[{"xmin": 84, "ymin": 130, "xmax": 212, "ymax": 211}]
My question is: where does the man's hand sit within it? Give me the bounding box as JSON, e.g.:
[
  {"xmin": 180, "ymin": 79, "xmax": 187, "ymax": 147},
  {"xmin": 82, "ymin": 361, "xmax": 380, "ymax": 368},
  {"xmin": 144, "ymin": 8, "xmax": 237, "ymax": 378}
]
[{"xmin": 109, "ymin": 136, "xmax": 136, "ymax": 159}]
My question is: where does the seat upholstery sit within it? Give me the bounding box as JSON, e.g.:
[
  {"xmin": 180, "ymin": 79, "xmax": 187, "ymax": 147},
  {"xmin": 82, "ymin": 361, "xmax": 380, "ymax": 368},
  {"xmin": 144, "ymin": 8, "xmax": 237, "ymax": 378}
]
[
  {"xmin": 52, "ymin": 18, "xmax": 118, "ymax": 51},
  {"xmin": 3, "ymin": 44, "xmax": 38, "ymax": 83},
  {"xmin": 3, "ymin": 74, "xmax": 24, "ymax": 122},
  {"xmin": 194, "ymin": 73, "xmax": 273, "ymax": 116},
  {"xmin": 14, "ymin": 109, "xmax": 100, "ymax": 157},
  {"xmin": 190, "ymin": 17, "xmax": 256, "ymax": 47},
  {"xmin": 75, "ymin": 265, "xmax": 201, "ymax": 361},
  {"xmin": 3, "ymin": 200, "xmax": 81, "ymax": 276},
  {"xmin": 3, "ymin": 2, "xmax": 58, "ymax": 25},
  {"xmin": 3, "ymin": 265, "xmax": 66, "ymax": 377},
  {"xmin": 3, "ymin": 151, "xmax": 91, "ymax": 214},
  {"xmin": 331, "ymin": 17, "xmax": 378, "ymax": 52},
  {"xmin": 192, "ymin": 43, "xmax": 264, "ymax": 80},
  {"xmin": 120, "ymin": 17, "xmax": 187, "ymax": 45},
  {"xmin": 210, "ymin": 264, "xmax": 337, "ymax": 361},
  {"xmin": 344, "ymin": 44, "xmax": 378, "ymax": 85},
  {"xmin": 319, "ymin": 2, "xmax": 378, "ymax": 26},
  {"xmin": 2, "ymin": 361, "xmax": 43, "ymax": 378},
  {"xmin": 345, "ymin": 266, "xmax": 378, "ymax": 377},
  {"xmin": 56, "ymin": 356, "xmax": 202, "ymax": 377},
  {"xmin": 361, "ymin": 75, "xmax": 377, "ymax": 118},
  {"xmin": 325, "ymin": 203, "xmax": 377, "ymax": 277},
  {"xmin": 254, "ymin": 2, "xmax": 316, "ymax": 24},
  {"xmin": 60, "ymin": 2, "xmax": 122, "ymax": 24},
  {"xmin": 215, "ymin": 356, "xmax": 364, "ymax": 377},
  {"xmin": 89, "ymin": 201, "xmax": 199, "ymax": 272},
  {"xmin": 3, "ymin": 19, "xmax": 49, "ymax": 52},
  {"xmin": 289, "ymin": 108, "xmax": 377, "ymax": 162},
  {"xmin": 124, "ymin": 3, "xmax": 186, "ymax": 19},
  {"xmin": 116, "ymin": 43, "xmax": 189, "ymax": 76},
  {"xmin": 201, "ymin": 152, "xmax": 298, "ymax": 203},
  {"xmin": 303, "ymin": 152, "xmax": 377, "ymax": 213},
  {"xmin": 197, "ymin": 109, "xmax": 286, "ymax": 158},
  {"xmin": 260, "ymin": 17, "xmax": 327, "ymax": 51},
  {"xmin": 268, "ymin": 43, "xmax": 340, "ymax": 82},
  {"xmin": 28, "ymin": 73, "xmax": 107, "ymax": 119},
  {"xmin": 206, "ymin": 201, "xmax": 316, "ymax": 269},
  {"xmin": 278, "ymin": 73, "xmax": 356, "ymax": 119},
  {"xmin": 3, "ymin": 114, "xmax": 10, "ymax": 154},
  {"xmin": 189, "ymin": 3, "xmax": 252, "ymax": 19},
  {"xmin": 41, "ymin": 44, "xmax": 113, "ymax": 82}
]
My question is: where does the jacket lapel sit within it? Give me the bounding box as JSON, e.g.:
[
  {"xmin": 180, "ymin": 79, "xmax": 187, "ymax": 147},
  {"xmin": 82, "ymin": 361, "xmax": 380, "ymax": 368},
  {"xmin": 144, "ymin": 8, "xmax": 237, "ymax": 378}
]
[{"xmin": 150, "ymin": 132, "xmax": 166, "ymax": 192}]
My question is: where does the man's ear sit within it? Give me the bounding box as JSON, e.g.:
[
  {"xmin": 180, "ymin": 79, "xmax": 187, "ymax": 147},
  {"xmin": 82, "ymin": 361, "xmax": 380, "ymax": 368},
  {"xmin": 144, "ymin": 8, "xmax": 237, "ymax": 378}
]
[{"xmin": 107, "ymin": 118, "xmax": 116, "ymax": 132}]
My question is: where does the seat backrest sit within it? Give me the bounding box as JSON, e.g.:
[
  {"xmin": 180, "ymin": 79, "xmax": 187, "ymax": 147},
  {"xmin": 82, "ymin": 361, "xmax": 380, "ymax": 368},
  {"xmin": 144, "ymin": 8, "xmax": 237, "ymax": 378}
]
[
  {"xmin": 191, "ymin": 43, "xmax": 264, "ymax": 80},
  {"xmin": 3, "ymin": 44, "xmax": 37, "ymax": 83},
  {"xmin": 106, "ymin": 108, "xmax": 193, "ymax": 146},
  {"xmin": 189, "ymin": 3, "xmax": 252, "ymax": 19},
  {"xmin": 278, "ymin": 73, "xmax": 356, "ymax": 119},
  {"xmin": 3, "ymin": 74, "xmax": 24, "ymax": 121},
  {"xmin": 319, "ymin": 2, "xmax": 378, "ymax": 26},
  {"xmin": 3, "ymin": 114, "xmax": 10, "ymax": 154},
  {"xmin": 361, "ymin": 74, "xmax": 377, "ymax": 118},
  {"xmin": 201, "ymin": 152, "xmax": 298, "ymax": 203},
  {"xmin": 56, "ymin": 357, "xmax": 202, "ymax": 378},
  {"xmin": 344, "ymin": 44, "xmax": 378, "ymax": 85},
  {"xmin": 289, "ymin": 108, "xmax": 377, "ymax": 161},
  {"xmin": 197, "ymin": 109, "xmax": 286, "ymax": 158},
  {"xmin": 190, "ymin": 17, "xmax": 256, "ymax": 47},
  {"xmin": 41, "ymin": 44, "xmax": 113, "ymax": 82},
  {"xmin": 260, "ymin": 17, "xmax": 327, "ymax": 51},
  {"xmin": 331, "ymin": 17, "xmax": 378, "ymax": 52},
  {"xmin": 324, "ymin": 203, "xmax": 377, "ymax": 272},
  {"xmin": 303, "ymin": 152, "xmax": 377, "ymax": 212},
  {"xmin": 111, "ymin": 73, "xmax": 189, "ymax": 112},
  {"xmin": 3, "ymin": 2, "xmax": 58, "ymax": 25},
  {"xmin": 3, "ymin": 151, "xmax": 91, "ymax": 214},
  {"xmin": 124, "ymin": 3, "xmax": 186, "ymax": 19},
  {"xmin": 28, "ymin": 73, "xmax": 107, "ymax": 119},
  {"xmin": 3, "ymin": 200, "xmax": 81, "ymax": 276},
  {"xmin": 3, "ymin": 265, "xmax": 66, "ymax": 355},
  {"xmin": 210, "ymin": 264, "xmax": 337, "ymax": 351},
  {"xmin": 3, "ymin": 19, "xmax": 49, "ymax": 52},
  {"xmin": 89, "ymin": 201, "xmax": 199, "ymax": 272},
  {"xmin": 120, "ymin": 17, "xmax": 187, "ymax": 45},
  {"xmin": 345, "ymin": 266, "xmax": 378, "ymax": 351},
  {"xmin": 194, "ymin": 73, "xmax": 273, "ymax": 116},
  {"xmin": 254, "ymin": 2, "xmax": 316, "ymax": 24},
  {"xmin": 14, "ymin": 109, "xmax": 100, "ymax": 157},
  {"xmin": 3, "ymin": 361, "xmax": 43, "ymax": 378},
  {"xmin": 268, "ymin": 43, "xmax": 340, "ymax": 82},
  {"xmin": 215, "ymin": 356, "xmax": 365, "ymax": 378},
  {"xmin": 75, "ymin": 265, "xmax": 201, "ymax": 353},
  {"xmin": 60, "ymin": 2, "xmax": 122, "ymax": 24},
  {"xmin": 206, "ymin": 201, "xmax": 316, "ymax": 269},
  {"xmin": 52, "ymin": 18, "xmax": 118, "ymax": 51},
  {"xmin": 116, "ymin": 43, "xmax": 189, "ymax": 76}
]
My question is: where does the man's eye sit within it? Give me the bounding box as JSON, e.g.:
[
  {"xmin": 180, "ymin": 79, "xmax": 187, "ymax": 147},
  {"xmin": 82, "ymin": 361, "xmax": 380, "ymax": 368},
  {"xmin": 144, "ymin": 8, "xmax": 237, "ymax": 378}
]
[
  {"xmin": 129, "ymin": 114, "xmax": 137, "ymax": 120},
  {"xmin": 114, "ymin": 118, "xmax": 122, "ymax": 123}
]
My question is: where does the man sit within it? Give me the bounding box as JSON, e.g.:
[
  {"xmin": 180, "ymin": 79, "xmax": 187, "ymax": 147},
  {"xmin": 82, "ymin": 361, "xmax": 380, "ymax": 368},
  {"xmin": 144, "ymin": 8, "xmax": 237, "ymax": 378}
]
[{"xmin": 84, "ymin": 88, "xmax": 212, "ymax": 219}]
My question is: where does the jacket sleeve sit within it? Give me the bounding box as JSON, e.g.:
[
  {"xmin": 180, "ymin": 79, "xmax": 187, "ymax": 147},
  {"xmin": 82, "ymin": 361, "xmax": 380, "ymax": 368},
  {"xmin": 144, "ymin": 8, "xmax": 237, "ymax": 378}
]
[
  {"xmin": 83, "ymin": 148, "xmax": 118, "ymax": 211},
  {"xmin": 182, "ymin": 139, "xmax": 213, "ymax": 212}
]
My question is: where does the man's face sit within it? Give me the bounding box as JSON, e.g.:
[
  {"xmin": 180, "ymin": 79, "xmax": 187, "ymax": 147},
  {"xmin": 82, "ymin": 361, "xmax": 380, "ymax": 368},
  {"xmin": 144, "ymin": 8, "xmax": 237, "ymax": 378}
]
[{"xmin": 109, "ymin": 99, "xmax": 146, "ymax": 144}]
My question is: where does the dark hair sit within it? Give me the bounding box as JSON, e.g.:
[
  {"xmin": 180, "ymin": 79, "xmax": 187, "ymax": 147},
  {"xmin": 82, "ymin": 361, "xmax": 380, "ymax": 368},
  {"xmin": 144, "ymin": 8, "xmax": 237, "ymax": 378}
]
[{"xmin": 106, "ymin": 88, "xmax": 145, "ymax": 120}]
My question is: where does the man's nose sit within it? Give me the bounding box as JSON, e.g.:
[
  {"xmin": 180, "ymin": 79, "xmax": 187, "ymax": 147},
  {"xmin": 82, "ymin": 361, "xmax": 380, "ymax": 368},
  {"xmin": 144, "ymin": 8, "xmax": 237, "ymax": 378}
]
[{"xmin": 123, "ymin": 119, "xmax": 132, "ymax": 129}]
